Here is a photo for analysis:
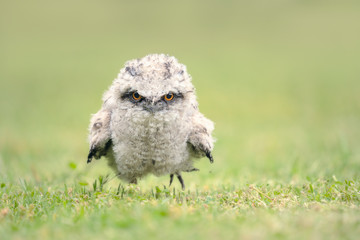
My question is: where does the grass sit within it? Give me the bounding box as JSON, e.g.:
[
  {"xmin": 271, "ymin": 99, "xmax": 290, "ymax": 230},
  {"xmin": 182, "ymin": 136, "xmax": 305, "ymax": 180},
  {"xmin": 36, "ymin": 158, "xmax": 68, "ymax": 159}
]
[
  {"xmin": 1, "ymin": 0, "xmax": 360, "ymax": 239},
  {"xmin": 1, "ymin": 176, "xmax": 360, "ymax": 239}
]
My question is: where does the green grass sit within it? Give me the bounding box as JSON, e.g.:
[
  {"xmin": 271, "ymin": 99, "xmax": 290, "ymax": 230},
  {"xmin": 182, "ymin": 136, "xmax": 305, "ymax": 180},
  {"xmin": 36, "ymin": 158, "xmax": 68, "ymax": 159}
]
[
  {"xmin": 1, "ymin": 0, "xmax": 360, "ymax": 239},
  {"xmin": 1, "ymin": 176, "xmax": 360, "ymax": 239}
]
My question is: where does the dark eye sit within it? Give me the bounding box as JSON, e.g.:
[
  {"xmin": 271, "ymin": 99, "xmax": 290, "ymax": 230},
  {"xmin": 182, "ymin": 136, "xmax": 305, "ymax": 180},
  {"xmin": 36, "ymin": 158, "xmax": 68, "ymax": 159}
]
[
  {"xmin": 164, "ymin": 93, "xmax": 174, "ymax": 101},
  {"xmin": 132, "ymin": 92, "xmax": 142, "ymax": 101}
]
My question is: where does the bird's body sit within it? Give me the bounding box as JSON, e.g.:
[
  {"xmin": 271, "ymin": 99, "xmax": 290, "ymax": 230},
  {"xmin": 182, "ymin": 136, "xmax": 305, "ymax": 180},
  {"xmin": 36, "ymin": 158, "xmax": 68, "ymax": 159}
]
[{"xmin": 88, "ymin": 54, "xmax": 214, "ymax": 189}]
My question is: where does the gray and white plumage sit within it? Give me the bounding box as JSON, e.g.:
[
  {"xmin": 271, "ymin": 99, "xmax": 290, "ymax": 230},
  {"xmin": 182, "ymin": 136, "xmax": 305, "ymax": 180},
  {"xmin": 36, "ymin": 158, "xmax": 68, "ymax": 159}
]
[{"xmin": 87, "ymin": 54, "xmax": 214, "ymax": 189}]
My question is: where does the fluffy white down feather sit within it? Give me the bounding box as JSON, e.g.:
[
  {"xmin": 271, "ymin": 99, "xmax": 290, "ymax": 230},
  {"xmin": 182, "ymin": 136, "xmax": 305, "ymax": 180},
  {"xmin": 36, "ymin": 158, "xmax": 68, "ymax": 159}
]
[{"xmin": 88, "ymin": 54, "xmax": 214, "ymax": 184}]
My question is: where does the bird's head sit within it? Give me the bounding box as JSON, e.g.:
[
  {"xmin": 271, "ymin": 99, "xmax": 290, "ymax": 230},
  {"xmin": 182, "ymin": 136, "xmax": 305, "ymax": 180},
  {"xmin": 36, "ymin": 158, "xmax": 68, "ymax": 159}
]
[{"xmin": 103, "ymin": 54, "xmax": 198, "ymax": 115}]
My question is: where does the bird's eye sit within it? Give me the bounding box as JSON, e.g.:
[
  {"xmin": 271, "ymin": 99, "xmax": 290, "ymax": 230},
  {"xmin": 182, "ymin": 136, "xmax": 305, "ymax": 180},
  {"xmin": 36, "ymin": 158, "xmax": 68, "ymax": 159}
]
[
  {"xmin": 164, "ymin": 93, "xmax": 174, "ymax": 101},
  {"xmin": 132, "ymin": 92, "xmax": 142, "ymax": 101}
]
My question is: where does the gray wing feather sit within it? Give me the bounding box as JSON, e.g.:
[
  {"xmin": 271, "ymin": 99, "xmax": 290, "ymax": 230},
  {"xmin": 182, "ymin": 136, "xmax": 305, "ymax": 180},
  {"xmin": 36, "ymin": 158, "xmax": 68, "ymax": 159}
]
[
  {"xmin": 87, "ymin": 108, "xmax": 112, "ymax": 163},
  {"xmin": 188, "ymin": 113, "xmax": 215, "ymax": 162}
]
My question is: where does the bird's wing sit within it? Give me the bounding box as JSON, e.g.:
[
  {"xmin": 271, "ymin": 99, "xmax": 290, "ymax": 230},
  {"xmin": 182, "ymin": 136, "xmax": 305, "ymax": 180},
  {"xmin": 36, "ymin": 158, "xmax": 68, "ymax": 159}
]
[
  {"xmin": 187, "ymin": 113, "xmax": 215, "ymax": 163},
  {"xmin": 87, "ymin": 108, "xmax": 112, "ymax": 163}
]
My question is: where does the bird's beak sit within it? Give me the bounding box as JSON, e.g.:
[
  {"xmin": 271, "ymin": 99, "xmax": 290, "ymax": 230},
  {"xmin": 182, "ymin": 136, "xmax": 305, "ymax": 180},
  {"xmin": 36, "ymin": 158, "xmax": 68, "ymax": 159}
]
[
  {"xmin": 143, "ymin": 100, "xmax": 165, "ymax": 113},
  {"xmin": 143, "ymin": 105, "xmax": 163, "ymax": 113}
]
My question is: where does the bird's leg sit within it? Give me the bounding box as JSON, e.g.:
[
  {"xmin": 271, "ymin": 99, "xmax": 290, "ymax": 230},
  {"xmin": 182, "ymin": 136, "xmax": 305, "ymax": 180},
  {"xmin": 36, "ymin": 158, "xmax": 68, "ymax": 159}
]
[
  {"xmin": 176, "ymin": 173, "xmax": 185, "ymax": 190},
  {"xmin": 169, "ymin": 174, "xmax": 174, "ymax": 187},
  {"xmin": 205, "ymin": 151, "xmax": 214, "ymax": 163}
]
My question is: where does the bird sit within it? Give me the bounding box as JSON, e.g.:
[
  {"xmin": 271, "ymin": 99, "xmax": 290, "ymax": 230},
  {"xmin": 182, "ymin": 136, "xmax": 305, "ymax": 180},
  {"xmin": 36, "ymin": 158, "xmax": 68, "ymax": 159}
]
[{"xmin": 87, "ymin": 54, "xmax": 214, "ymax": 190}]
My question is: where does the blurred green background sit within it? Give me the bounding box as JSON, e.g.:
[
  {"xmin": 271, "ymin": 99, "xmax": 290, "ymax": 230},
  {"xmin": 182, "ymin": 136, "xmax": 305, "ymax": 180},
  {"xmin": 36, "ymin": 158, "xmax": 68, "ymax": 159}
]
[{"xmin": 1, "ymin": 0, "xmax": 360, "ymax": 187}]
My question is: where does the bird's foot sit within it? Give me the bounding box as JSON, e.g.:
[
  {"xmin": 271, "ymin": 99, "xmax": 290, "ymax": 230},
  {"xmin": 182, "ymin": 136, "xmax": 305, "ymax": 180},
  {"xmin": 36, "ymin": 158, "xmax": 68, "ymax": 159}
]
[
  {"xmin": 169, "ymin": 174, "xmax": 174, "ymax": 187},
  {"xmin": 169, "ymin": 173, "xmax": 185, "ymax": 190},
  {"xmin": 176, "ymin": 173, "xmax": 185, "ymax": 190}
]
